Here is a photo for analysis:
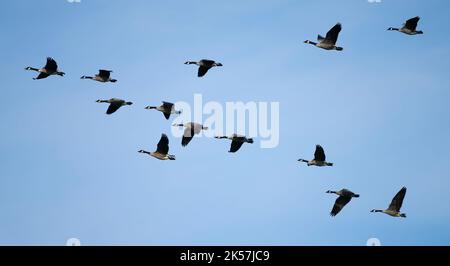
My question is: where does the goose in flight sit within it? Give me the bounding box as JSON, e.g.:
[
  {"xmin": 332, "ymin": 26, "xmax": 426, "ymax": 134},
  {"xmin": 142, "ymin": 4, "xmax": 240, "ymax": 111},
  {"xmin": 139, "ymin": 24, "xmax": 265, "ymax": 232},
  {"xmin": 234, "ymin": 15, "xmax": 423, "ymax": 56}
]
[
  {"xmin": 145, "ymin": 101, "xmax": 182, "ymax": 120},
  {"xmin": 388, "ymin": 17, "xmax": 423, "ymax": 35},
  {"xmin": 215, "ymin": 134, "xmax": 254, "ymax": 153},
  {"xmin": 371, "ymin": 187, "xmax": 407, "ymax": 218},
  {"xmin": 173, "ymin": 123, "xmax": 208, "ymax": 147},
  {"xmin": 298, "ymin": 145, "xmax": 334, "ymax": 167},
  {"xmin": 25, "ymin": 57, "xmax": 65, "ymax": 80},
  {"xmin": 184, "ymin": 59, "xmax": 223, "ymax": 77},
  {"xmin": 96, "ymin": 98, "xmax": 133, "ymax": 115},
  {"xmin": 326, "ymin": 189, "xmax": 360, "ymax": 217},
  {"xmin": 138, "ymin": 134, "xmax": 176, "ymax": 161},
  {"xmin": 81, "ymin": 70, "xmax": 117, "ymax": 83},
  {"xmin": 304, "ymin": 23, "xmax": 344, "ymax": 51}
]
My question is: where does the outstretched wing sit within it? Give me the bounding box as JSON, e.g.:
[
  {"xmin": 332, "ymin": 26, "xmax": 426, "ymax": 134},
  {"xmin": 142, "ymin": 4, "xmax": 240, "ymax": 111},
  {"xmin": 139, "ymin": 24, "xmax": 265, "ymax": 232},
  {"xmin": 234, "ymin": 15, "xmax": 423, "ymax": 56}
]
[
  {"xmin": 156, "ymin": 134, "xmax": 170, "ymax": 155},
  {"xmin": 106, "ymin": 101, "xmax": 122, "ymax": 115},
  {"xmin": 182, "ymin": 127, "xmax": 195, "ymax": 147},
  {"xmin": 314, "ymin": 145, "xmax": 326, "ymax": 162},
  {"xmin": 35, "ymin": 72, "xmax": 50, "ymax": 80},
  {"xmin": 162, "ymin": 101, "xmax": 174, "ymax": 111},
  {"xmin": 229, "ymin": 140, "xmax": 244, "ymax": 153},
  {"xmin": 388, "ymin": 187, "xmax": 407, "ymax": 212},
  {"xmin": 161, "ymin": 102, "xmax": 174, "ymax": 119},
  {"xmin": 404, "ymin": 17, "xmax": 420, "ymax": 31},
  {"xmin": 324, "ymin": 23, "xmax": 342, "ymax": 44},
  {"xmin": 198, "ymin": 66, "xmax": 210, "ymax": 77},
  {"xmin": 331, "ymin": 196, "xmax": 352, "ymax": 217},
  {"xmin": 98, "ymin": 70, "xmax": 112, "ymax": 79},
  {"xmin": 44, "ymin": 57, "xmax": 58, "ymax": 72}
]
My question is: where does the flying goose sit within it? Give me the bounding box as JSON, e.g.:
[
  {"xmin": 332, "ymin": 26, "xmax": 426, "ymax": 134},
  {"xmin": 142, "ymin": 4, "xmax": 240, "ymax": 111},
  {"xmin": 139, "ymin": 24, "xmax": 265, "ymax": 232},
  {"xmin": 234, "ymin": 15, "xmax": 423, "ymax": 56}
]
[
  {"xmin": 145, "ymin": 101, "xmax": 182, "ymax": 120},
  {"xmin": 298, "ymin": 145, "xmax": 334, "ymax": 167},
  {"xmin": 215, "ymin": 134, "xmax": 254, "ymax": 153},
  {"xmin": 173, "ymin": 122, "xmax": 208, "ymax": 147},
  {"xmin": 388, "ymin": 17, "xmax": 423, "ymax": 35},
  {"xmin": 138, "ymin": 134, "xmax": 176, "ymax": 161},
  {"xmin": 371, "ymin": 187, "xmax": 407, "ymax": 218},
  {"xmin": 184, "ymin": 59, "xmax": 223, "ymax": 77},
  {"xmin": 25, "ymin": 57, "xmax": 65, "ymax": 80},
  {"xmin": 96, "ymin": 98, "xmax": 133, "ymax": 115},
  {"xmin": 81, "ymin": 70, "xmax": 117, "ymax": 83},
  {"xmin": 326, "ymin": 189, "xmax": 360, "ymax": 217},
  {"xmin": 304, "ymin": 23, "xmax": 343, "ymax": 51}
]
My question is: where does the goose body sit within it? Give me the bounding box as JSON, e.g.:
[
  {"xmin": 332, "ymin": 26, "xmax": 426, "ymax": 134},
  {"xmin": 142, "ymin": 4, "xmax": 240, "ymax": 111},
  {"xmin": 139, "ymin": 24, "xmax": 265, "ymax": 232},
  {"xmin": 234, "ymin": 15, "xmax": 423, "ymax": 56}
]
[
  {"xmin": 145, "ymin": 101, "xmax": 182, "ymax": 120},
  {"xmin": 388, "ymin": 17, "xmax": 423, "ymax": 35},
  {"xmin": 215, "ymin": 134, "xmax": 254, "ymax": 153},
  {"xmin": 298, "ymin": 145, "xmax": 333, "ymax": 167},
  {"xmin": 185, "ymin": 59, "xmax": 223, "ymax": 77},
  {"xmin": 173, "ymin": 122, "xmax": 208, "ymax": 147},
  {"xmin": 96, "ymin": 98, "xmax": 133, "ymax": 115},
  {"xmin": 81, "ymin": 70, "xmax": 117, "ymax": 83},
  {"xmin": 326, "ymin": 189, "xmax": 360, "ymax": 217},
  {"xmin": 139, "ymin": 134, "xmax": 176, "ymax": 160},
  {"xmin": 371, "ymin": 187, "xmax": 407, "ymax": 218},
  {"xmin": 25, "ymin": 57, "xmax": 65, "ymax": 80},
  {"xmin": 304, "ymin": 23, "xmax": 343, "ymax": 51}
]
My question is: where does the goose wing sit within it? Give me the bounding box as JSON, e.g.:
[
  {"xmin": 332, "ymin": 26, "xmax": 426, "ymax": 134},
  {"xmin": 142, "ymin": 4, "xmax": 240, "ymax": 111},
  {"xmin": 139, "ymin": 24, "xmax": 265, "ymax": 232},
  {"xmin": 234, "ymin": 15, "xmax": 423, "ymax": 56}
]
[
  {"xmin": 331, "ymin": 196, "xmax": 352, "ymax": 217},
  {"xmin": 388, "ymin": 187, "xmax": 407, "ymax": 212},
  {"xmin": 324, "ymin": 23, "xmax": 342, "ymax": 44},
  {"xmin": 198, "ymin": 66, "xmax": 211, "ymax": 77},
  {"xmin": 161, "ymin": 102, "xmax": 174, "ymax": 119},
  {"xmin": 156, "ymin": 134, "xmax": 170, "ymax": 155},
  {"xmin": 404, "ymin": 17, "xmax": 420, "ymax": 31},
  {"xmin": 182, "ymin": 126, "xmax": 195, "ymax": 147},
  {"xmin": 35, "ymin": 72, "xmax": 50, "ymax": 80},
  {"xmin": 106, "ymin": 101, "xmax": 123, "ymax": 115},
  {"xmin": 229, "ymin": 140, "xmax": 244, "ymax": 153},
  {"xmin": 162, "ymin": 101, "xmax": 174, "ymax": 111},
  {"xmin": 44, "ymin": 57, "xmax": 58, "ymax": 72},
  {"xmin": 314, "ymin": 145, "xmax": 326, "ymax": 162},
  {"xmin": 98, "ymin": 70, "xmax": 112, "ymax": 79}
]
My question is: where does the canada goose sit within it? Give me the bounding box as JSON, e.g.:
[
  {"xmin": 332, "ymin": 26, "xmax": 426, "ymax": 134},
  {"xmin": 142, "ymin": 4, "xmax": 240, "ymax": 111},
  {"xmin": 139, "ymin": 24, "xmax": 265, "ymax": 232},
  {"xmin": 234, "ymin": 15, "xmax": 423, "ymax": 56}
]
[
  {"xmin": 25, "ymin": 57, "xmax": 65, "ymax": 80},
  {"xmin": 326, "ymin": 189, "xmax": 360, "ymax": 217},
  {"xmin": 145, "ymin": 101, "xmax": 182, "ymax": 120},
  {"xmin": 138, "ymin": 134, "xmax": 176, "ymax": 161},
  {"xmin": 184, "ymin": 59, "xmax": 223, "ymax": 77},
  {"xmin": 388, "ymin": 17, "xmax": 423, "ymax": 35},
  {"xmin": 215, "ymin": 134, "xmax": 254, "ymax": 153},
  {"xmin": 96, "ymin": 98, "xmax": 133, "ymax": 115},
  {"xmin": 304, "ymin": 23, "xmax": 343, "ymax": 51},
  {"xmin": 298, "ymin": 145, "xmax": 334, "ymax": 167},
  {"xmin": 371, "ymin": 187, "xmax": 407, "ymax": 218},
  {"xmin": 173, "ymin": 122, "xmax": 208, "ymax": 147},
  {"xmin": 81, "ymin": 70, "xmax": 117, "ymax": 83}
]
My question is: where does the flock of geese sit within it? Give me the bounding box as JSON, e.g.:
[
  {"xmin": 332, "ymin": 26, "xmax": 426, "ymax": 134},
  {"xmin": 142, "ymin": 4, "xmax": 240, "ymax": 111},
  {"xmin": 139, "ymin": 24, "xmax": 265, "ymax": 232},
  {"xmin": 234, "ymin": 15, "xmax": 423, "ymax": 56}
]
[{"xmin": 24, "ymin": 16, "xmax": 423, "ymax": 219}]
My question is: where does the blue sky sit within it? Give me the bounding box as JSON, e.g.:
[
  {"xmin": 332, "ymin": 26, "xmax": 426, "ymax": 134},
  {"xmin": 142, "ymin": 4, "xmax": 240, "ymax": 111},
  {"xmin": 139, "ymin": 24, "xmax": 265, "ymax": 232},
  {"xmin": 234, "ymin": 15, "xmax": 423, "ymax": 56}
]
[{"xmin": 0, "ymin": 0, "xmax": 450, "ymax": 246}]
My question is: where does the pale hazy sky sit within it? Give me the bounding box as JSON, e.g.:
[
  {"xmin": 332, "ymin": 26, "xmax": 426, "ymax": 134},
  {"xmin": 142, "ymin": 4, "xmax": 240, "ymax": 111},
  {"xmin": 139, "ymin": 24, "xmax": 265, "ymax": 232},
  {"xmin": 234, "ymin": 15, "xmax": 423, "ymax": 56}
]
[{"xmin": 0, "ymin": 0, "xmax": 449, "ymax": 245}]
